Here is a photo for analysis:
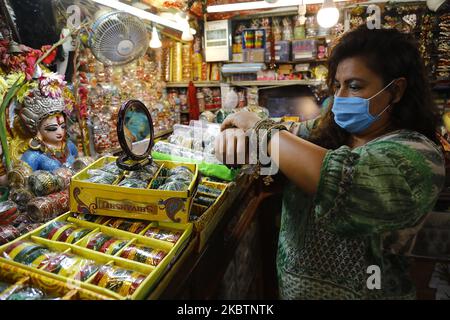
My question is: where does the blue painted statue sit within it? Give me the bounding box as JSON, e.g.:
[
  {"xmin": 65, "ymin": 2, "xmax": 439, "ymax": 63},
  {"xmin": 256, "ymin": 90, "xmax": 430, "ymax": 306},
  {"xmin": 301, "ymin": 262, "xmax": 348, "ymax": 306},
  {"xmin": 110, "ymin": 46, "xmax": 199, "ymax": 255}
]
[{"xmin": 18, "ymin": 89, "xmax": 78, "ymax": 171}]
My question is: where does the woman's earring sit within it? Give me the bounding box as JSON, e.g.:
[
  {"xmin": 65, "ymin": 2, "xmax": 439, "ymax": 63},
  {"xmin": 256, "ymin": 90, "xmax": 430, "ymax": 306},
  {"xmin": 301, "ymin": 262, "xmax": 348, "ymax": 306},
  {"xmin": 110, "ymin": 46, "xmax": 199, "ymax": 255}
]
[{"xmin": 29, "ymin": 137, "xmax": 42, "ymax": 150}]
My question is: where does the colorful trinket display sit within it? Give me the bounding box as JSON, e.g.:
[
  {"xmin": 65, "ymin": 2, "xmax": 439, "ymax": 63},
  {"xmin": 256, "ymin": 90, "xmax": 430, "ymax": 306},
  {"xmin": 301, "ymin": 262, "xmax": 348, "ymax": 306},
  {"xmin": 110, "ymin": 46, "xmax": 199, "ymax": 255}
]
[
  {"xmin": 144, "ymin": 227, "xmax": 182, "ymax": 244},
  {"xmin": 120, "ymin": 244, "xmax": 167, "ymax": 267}
]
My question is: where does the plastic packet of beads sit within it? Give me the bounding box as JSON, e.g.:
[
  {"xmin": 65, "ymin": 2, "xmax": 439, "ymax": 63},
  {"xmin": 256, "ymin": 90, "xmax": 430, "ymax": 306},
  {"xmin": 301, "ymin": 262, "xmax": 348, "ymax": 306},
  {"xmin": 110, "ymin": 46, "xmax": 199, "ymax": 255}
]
[
  {"xmin": 158, "ymin": 181, "xmax": 189, "ymax": 191},
  {"xmin": 147, "ymin": 177, "xmax": 163, "ymax": 190},
  {"xmin": 4, "ymin": 286, "xmax": 46, "ymax": 300},
  {"xmin": 120, "ymin": 244, "xmax": 167, "ymax": 267},
  {"xmin": 166, "ymin": 170, "xmax": 193, "ymax": 183},
  {"xmin": 39, "ymin": 252, "xmax": 100, "ymax": 282},
  {"xmin": 85, "ymin": 169, "xmax": 118, "ymax": 184},
  {"xmin": 127, "ymin": 171, "xmax": 154, "ymax": 182},
  {"xmin": 72, "ymin": 213, "xmax": 111, "ymax": 225},
  {"xmin": 117, "ymin": 178, "xmax": 148, "ymax": 189},
  {"xmin": 38, "ymin": 221, "xmax": 92, "ymax": 244},
  {"xmin": 168, "ymin": 166, "xmax": 193, "ymax": 177},
  {"xmin": 153, "ymin": 141, "xmax": 221, "ymax": 164},
  {"xmin": 197, "ymin": 184, "xmax": 222, "ymax": 197},
  {"xmin": 194, "ymin": 195, "xmax": 216, "ymax": 208},
  {"xmin": 81, "ymin": 231, "xmax": 128, "ymax": 255},
  {"xmin": 90, "ymin": 265, "xmax": 146, "ymax": 296},
  {"xmin": 99, "ymin": 162, "xmax": 124, "ymax": 176},
  {"xmin": 105, "ymin": 218, "xmax": 148, "ymax": 234},
  {"xmin": 143, "ymin": 227, "xmax": 182, "ymax": 244}
]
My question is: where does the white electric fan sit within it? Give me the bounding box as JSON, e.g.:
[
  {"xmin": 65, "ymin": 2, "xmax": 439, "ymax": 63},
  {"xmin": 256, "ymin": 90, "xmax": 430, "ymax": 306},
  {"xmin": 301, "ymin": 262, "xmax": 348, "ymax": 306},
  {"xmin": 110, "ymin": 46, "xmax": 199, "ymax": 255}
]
[{"xmin": 88, "ymin": 10, "xmax": 149, "ymax": 66}]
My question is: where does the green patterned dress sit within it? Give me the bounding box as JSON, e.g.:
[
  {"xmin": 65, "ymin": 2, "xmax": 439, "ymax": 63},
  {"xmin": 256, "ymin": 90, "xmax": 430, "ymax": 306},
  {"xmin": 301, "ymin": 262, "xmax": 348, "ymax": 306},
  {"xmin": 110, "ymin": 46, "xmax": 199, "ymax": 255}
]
[{"xmin": 277, "ymin": 121, "xmax": 446, "ymax": 299}]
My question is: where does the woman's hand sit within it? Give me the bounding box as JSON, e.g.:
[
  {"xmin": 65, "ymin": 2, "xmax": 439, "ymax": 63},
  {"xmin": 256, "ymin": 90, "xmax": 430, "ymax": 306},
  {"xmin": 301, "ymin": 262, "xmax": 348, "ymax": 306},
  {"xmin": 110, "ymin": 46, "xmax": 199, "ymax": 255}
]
[
  {"xmin": 220, "ymin": 111, "xmax": 261, "ymax": 132},
  {"xmin": 215, "ymin": 111, "xmax": 262, "ymax": 165}
]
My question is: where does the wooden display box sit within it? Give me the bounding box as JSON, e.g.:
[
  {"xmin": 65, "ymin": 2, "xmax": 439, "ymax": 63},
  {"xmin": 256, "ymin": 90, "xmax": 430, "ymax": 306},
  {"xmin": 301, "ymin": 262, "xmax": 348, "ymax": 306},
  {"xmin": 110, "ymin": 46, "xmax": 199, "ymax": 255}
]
[
  {"xmin": 70, "ymin": 156, "xmax": 199, "ymax": 224},
  {"xmin": 0, "ymin": 260, "xmax": 111, "ymax": 300},
  {"xmin": 191, "ymin": 181, "xmax": 229, "ymax": 252},
  {"xmin": 0, "ymin": 212, "xmax": 193, "ymax": 300}
]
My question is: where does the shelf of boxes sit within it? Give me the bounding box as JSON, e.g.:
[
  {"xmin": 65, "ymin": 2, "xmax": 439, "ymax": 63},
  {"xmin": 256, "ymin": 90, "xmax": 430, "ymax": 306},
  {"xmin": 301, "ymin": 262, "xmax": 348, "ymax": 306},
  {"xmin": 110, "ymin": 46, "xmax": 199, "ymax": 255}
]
[
  {"xmin": 229, "ymin": 79, "xmax": 325, "ymax": 87},
  {"xmin": 166, "ymin": 81, "xmax": 222, "ymax": 88}
]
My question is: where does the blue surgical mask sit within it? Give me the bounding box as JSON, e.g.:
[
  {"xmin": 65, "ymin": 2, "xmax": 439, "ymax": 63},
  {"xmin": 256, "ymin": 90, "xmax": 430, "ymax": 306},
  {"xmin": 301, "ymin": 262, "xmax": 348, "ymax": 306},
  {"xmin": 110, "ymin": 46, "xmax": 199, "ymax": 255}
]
[{"xmin": 332, "ymin": 79, "xmax": 396, "ymax": 133}]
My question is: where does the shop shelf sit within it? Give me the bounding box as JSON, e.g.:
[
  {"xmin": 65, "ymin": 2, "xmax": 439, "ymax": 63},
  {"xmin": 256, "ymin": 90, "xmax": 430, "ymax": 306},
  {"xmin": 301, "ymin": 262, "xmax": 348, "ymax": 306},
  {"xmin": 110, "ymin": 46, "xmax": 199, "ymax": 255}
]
[
  {"xmin": 229, "ymin": 79, "xmax": 325, "ymax": 87},
  {"xmin": 166, "ymin": 81, "xmax": 221, "ymax": 87}
]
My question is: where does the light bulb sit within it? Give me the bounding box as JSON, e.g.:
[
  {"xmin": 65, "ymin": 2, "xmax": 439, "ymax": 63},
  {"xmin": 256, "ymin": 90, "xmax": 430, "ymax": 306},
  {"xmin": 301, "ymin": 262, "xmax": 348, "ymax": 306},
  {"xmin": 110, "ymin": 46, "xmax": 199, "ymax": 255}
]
[
  {"xmin": 149, "ymin": 26, "xmax": 162, "ymax": 48},
  {"xmin": 181, "ymin": 17, "xmax": 194, "ymax": 41},
  {"xmin": 317, "ymin": 0, "xmax": 340, "ymax": 29}
]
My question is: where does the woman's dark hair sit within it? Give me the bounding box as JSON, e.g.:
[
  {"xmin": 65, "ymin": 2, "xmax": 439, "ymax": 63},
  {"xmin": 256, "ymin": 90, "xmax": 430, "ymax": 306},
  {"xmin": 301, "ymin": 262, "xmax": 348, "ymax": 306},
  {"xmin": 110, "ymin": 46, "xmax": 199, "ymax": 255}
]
[{"xmin": 309, "ymin": 25, "xmax": 439, "ymax": 149}]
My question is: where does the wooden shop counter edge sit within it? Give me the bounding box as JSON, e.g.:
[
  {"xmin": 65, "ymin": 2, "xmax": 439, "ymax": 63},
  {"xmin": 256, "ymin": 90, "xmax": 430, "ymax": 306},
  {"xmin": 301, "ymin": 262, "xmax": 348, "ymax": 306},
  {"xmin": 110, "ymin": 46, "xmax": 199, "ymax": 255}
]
[{"xmin": 148, "ymin": 173, "xmax": 278, "ymax": 299}]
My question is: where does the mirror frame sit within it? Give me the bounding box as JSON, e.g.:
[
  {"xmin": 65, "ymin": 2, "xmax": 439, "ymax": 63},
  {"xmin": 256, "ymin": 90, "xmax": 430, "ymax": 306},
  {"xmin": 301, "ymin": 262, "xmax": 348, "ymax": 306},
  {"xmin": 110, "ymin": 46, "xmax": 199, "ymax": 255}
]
[{"xmin": 117, "ymin": 100, "xmax": 154, "ymax": 161}]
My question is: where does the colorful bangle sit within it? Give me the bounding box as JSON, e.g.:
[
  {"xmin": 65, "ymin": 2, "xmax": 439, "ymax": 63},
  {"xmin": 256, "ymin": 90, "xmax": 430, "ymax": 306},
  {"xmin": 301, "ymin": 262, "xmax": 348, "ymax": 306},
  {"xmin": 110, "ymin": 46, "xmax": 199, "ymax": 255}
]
[
  {"xmin": 66, "ymin": 228, "xmax": 91, "ymax": 244},
  {"xmin": 51, "ymin": 225, "xmax": 75, "ymax": 242}
]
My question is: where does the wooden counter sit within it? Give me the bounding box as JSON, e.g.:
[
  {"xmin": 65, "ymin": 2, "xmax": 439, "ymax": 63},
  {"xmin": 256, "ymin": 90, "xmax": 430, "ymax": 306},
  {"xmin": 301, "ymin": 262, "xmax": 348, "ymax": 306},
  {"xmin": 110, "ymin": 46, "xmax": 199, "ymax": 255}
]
[{"xmin": 147, "ymin": 174, "xmax": 282, "ymax": 299}]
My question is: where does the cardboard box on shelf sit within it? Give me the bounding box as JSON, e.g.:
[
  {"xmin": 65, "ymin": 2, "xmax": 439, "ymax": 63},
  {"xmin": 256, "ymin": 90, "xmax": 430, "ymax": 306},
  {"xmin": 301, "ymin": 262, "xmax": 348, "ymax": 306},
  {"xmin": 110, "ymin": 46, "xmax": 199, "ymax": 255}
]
[
  {"xmin": 244, "ymin": 49, "xmax": 265, "ymax": 63},
  {"xmin": 292, "ymin": 39, "xmax": 317, "ymax": 61},
  {"xmin": 265, "ymin": 41, "xmax": 291, "ymax": 62}
]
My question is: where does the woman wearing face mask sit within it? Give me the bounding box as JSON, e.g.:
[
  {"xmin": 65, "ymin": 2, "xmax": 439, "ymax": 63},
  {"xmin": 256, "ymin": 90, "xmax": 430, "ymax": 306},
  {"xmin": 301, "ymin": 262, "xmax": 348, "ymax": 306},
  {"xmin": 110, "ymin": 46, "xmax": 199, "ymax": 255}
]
[{"xmin": 216, "ymin": 26, "xmax": 446, "ymax": 299}]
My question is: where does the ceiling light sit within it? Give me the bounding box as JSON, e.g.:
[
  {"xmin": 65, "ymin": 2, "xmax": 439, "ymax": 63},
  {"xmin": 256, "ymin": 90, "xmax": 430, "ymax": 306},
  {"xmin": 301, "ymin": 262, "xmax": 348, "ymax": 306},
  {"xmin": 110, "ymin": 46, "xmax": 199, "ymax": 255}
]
[
  {"xmin": 149, "ymin": 26, "xmax": 162, "ymax": 48},
  {"xmin": 317, "ymin": 0, "xmax": 340, "ymax": 28},
  {"xmin": 207, "ymin": 0, "xmax": 347, "ymax": 13},
  {"xmin": 181, "ymin": 17, "xmax": 194, "ymax": 41},
  {"xmin": 92, "ymin": 0, "xmax": 196, "ymax": 34}
]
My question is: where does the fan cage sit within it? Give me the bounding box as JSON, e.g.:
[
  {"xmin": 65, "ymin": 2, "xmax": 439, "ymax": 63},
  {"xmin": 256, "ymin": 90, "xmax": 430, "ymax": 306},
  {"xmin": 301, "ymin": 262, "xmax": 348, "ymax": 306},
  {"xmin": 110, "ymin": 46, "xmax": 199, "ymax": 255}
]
[{"xmin": 89, "ymin": 11, "xmax": 150, "ymax": 66}]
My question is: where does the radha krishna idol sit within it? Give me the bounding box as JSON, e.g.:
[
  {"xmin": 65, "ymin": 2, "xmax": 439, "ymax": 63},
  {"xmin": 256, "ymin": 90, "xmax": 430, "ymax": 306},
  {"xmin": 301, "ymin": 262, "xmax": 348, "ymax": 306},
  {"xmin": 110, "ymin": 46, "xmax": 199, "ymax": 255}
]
[{"xmin": 17, "ymin": 77, "xmax": 78, "ymax": 172}]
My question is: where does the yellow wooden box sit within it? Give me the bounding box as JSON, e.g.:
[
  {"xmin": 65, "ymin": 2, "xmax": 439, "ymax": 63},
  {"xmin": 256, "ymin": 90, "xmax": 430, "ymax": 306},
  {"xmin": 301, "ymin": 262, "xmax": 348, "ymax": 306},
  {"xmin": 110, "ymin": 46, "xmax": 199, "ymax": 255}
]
[
  {"xmin": 191, "ymin": 180, "xmax": 229, "ymax": 252},
  {"xmin": 0, "ymin": 212, "xmax": 193, "ymax": 300},
  {"xmin": 0, "ymin": 260, "xmax": 111, "ymax": 300},
  {"xmin": 70, "ymin": 156, "xmax": 199, "ymax": 224}
]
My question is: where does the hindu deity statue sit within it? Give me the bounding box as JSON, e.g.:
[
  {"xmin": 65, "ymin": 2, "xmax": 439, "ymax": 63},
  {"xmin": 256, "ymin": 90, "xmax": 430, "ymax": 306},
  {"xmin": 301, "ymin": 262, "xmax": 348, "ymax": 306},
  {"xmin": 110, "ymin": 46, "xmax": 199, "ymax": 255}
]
[{"xmin": 17, "ymin": 88, "xmax": 78, "ymax": 172}]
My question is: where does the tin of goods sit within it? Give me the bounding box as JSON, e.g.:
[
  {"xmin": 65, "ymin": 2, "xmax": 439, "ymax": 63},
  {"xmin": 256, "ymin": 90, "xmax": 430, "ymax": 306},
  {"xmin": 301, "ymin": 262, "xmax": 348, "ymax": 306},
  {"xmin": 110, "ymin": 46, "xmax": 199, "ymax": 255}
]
[
  {"xmin": 0, "ymin": 201, "xmax": 18, "ymax": 225},
  {"xmin": 143, "ymin": 227, "xmax": 182, "ymax": 244},
  {"xmin": 106, "ymin": 218, "xmax": 148, "ymax": 234},
  {"xmin": 28, "ymin": 171, "xmax": 64, "ymax": 197},
  {"xmin": 8, "ymin": 189, "xmax": 34, "ymax": 212},
  {"xmin": 120, "ymin": 244, "xmax": 167, "ymax": 267},
  {"xmin": 0, "ymin": 225, "xmax": 21, "ymax": 245}
]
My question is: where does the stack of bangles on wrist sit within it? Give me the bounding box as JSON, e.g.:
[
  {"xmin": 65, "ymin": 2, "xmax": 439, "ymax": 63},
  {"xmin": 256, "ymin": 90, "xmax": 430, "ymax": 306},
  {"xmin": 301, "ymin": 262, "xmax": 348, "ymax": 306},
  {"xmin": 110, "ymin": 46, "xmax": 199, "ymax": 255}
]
[{"xmin": 250, "ymin": 119, "xmax": 288, "ymax": 166}]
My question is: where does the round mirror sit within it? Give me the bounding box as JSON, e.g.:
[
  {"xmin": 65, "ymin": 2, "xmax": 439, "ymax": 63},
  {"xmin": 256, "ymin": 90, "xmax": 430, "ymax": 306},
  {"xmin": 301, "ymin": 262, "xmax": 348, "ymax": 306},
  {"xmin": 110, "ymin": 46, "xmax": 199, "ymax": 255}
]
[{"xmin": 117, "ymin": 100, "xmax": 154, "ymax": 170}]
